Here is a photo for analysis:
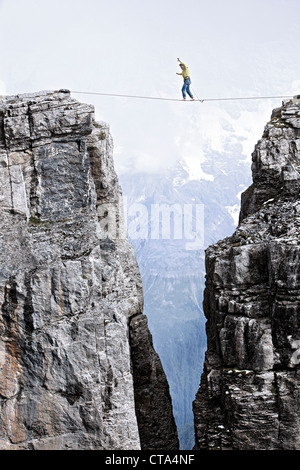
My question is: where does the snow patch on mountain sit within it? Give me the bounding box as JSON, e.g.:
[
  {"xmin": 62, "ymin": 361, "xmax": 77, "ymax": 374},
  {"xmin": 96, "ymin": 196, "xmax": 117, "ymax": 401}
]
[
  {"xmin": 179, "ymin": 157, "xmax": 214, "ymax": 183},
  {"xmin": 226, "ymin": 204, "xmax": 240, "ymax": 225}
]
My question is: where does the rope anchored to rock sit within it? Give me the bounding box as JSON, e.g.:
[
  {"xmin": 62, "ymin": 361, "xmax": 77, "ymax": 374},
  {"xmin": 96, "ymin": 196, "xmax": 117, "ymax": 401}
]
[{"xmin": 58, "ymin": 89, "xmax": 293, "ymax": 104}]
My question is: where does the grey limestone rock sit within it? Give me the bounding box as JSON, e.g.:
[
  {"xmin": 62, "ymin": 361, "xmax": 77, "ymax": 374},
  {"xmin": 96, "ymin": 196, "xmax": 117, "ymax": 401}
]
[
  {"xmin": 0, "ymin": 90, "xmax": 178, "ymax": 450},
  {"xmin": 193, "ymin": 99, "xmax": 300, "ymax": 450},
  {"xmin": 129, "ymin": 314, "xmax": 179, "ymax": 450}
]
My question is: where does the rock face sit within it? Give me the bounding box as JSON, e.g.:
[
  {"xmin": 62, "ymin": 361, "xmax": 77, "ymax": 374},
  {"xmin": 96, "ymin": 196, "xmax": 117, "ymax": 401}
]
[
  {"xmin": 193, "ymin": 99, "xmax": 300, "ymax": 450},
  {"xmin": 0, "ymin": 90, "xmax": 178, "ymax": 450},
  {"xmin": 130, "ymin": 314, "xmax": 179, "ymax": 450}
]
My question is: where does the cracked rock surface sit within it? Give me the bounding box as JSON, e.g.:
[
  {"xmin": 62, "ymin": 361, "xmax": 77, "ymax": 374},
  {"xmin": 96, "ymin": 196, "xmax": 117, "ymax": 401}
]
[
  {"xmin": 193, "ymin": 99, "xmax": 300, "ymax": 450},
  {"xmin": 0, "ymin": 90, "xmax": 178, "ymax": 450}
]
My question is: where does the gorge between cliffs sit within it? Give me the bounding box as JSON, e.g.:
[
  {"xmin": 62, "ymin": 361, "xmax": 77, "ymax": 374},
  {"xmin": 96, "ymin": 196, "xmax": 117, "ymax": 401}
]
[{"xmin": 0, "ymin": 90, "xmax": 299, "ymax": 450}]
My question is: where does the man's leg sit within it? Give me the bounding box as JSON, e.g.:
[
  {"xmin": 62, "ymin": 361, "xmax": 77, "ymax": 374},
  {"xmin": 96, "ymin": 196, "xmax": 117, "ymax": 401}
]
[
  {"xmin": 182, "ymin": 83, "xmax": 187, "ymax": 99},
  {"xmin": 186, "ymin": 84, "xmax": 194, "ymax": 99}
]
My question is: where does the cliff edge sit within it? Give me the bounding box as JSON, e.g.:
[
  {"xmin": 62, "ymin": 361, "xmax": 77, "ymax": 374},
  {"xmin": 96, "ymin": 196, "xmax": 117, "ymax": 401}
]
[
  {"xmin": 0, "ymin": 90, "xmax": 178, "ymax": 450},
  {"xmin": 193, "ymin": 98, "xmax": 300, "ymax": 450}
]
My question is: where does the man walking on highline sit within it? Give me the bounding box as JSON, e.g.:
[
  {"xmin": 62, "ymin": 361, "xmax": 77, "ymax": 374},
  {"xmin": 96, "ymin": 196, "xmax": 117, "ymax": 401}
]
[{"xmin": 176, "ymin": 58, "xmax": 195, "ymax": 100}]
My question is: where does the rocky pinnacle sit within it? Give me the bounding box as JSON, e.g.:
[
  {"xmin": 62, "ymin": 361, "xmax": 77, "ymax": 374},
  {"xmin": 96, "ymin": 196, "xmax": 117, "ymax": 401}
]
[
  {"xmin": 193, "ymin": 98, "xmax": 300, "ymax": 450},
  {"xmin": 0, "ymin": 90, "xmax": 178, "ymax": 450}
]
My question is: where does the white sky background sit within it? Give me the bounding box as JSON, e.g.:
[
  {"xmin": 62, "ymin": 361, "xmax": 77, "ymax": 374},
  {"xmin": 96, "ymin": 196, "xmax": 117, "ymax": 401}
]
[{"xmin": 0, "ymin": 0, "xmax": 300, "ymax": 175}]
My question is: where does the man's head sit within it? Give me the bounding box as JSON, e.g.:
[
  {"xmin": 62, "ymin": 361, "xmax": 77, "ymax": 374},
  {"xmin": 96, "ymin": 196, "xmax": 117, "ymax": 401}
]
[{"xmin": 179, "ymin": 64, "xmax": 184, "ymax": 69}]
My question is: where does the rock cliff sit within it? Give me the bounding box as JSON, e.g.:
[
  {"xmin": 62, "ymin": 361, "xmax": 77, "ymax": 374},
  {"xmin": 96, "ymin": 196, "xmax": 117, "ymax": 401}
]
[
  {"xmin": 193, "ymin": 98, "xmax": 300, "ymax": 450},
  {"xmin": 0, "ymin": 90, "xmax": 178, "ymax": 450}
]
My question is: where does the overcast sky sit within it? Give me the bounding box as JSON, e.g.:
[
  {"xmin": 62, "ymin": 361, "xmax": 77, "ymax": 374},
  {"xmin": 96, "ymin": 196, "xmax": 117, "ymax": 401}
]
[{"xmin": 0, "ymin": 0, "xmax": 299, "ymax": 175}]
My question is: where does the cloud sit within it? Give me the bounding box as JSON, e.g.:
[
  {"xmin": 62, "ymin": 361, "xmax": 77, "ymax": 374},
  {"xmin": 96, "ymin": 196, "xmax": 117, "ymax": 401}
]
[
  {"xmin": 292, "ymin": 81, "xmax": 300, "ymax": 95},
  {"xmin": 0, "ymin": 79, "xmax": 6, "ymax": 95},
  {"xmin": 113, "ymin": 97, "xmax": 277, "ymax": 178}
]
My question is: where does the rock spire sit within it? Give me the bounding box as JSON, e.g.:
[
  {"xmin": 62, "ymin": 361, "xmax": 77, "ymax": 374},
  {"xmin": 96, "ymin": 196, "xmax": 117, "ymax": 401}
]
[
  {"xmin": 193, "ymin": 98, "xmax": 300, "ymax": 450},
  {"xmin": 0, "ymin": 90, "xmax": 178, "ymax": 450}
]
